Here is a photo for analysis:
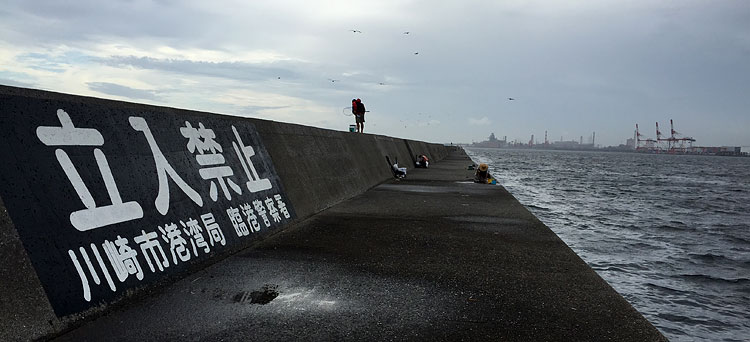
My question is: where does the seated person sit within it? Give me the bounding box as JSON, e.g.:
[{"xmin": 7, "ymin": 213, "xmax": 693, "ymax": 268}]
[
  {"xmin": 474, "ymin": 163, "xmax": 491, "ymax": 183},
  {"xmin": 392, "ymin": 162, "xmax": 406, "ymax": 178},
  {"xmin": 415, "ymin": 154, "xmax": 429, "ymax": 168},
  {"xmin": 386, "ymin": 156, "xmax": 407, "ymax": 179}
]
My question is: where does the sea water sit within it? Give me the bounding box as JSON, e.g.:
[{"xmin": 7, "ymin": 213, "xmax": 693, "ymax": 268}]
[{"xmin": 465, "ymin": 147, "xmax": 750, "ymax": 342}]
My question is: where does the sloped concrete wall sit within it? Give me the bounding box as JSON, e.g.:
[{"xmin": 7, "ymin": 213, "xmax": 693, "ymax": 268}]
[
  {"xmin": 255, "ymin": 122, "xmax": 444, "ymax": 220},
  {"xmin": 0, "ymin": 85, "xmax": 448, "ymax": 340}
]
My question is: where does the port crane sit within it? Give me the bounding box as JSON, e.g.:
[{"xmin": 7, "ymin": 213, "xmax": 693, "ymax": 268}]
[
  {"xmin": 655, "ymin": 120, "xmax": 695, "ymax": 153},
  {"xmin": 667, "ymin": 119, "xmax": 695, "ymax": 152},
  {"xmin": 635, "ymin": 120, "xmax": 696, "ymax": 152},
  {"xmin": 635, "ymin": 124, "xmax": 656, "ymax": 150}
]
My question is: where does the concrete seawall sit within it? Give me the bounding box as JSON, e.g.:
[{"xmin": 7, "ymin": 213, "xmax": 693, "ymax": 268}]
[
  {"xmin": 0, "ymin": 85, "xmax": 448, "ymax": 340},
  {"xmin": 1, "ymin": 85, "xmax": 664, "ymax": 341},
  {"xmin": 54, "ymin": 148, "xmax": 666, "ymax": 341}
]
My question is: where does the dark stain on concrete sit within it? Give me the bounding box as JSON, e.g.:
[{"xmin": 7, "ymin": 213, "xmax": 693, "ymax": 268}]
[{"xmin": 233, "ymin": 284, "xmax": 279, "ymax": 305}]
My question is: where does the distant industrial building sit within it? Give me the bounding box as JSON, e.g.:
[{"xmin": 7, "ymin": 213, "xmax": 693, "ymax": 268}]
[
  {"xmin": 471, "ymin": 133, "xmax": 507, "ymax": 148},
  {"xmin": 626, "ymin": 138, "xmax": 635, "ymax": 149},
  {"xmin": 552, "ymin": 140, "xmax": 582, "ymax": 149},
  {"xmin": 469, "ymin": 125, "xmax": 746, "ymax": 157}
]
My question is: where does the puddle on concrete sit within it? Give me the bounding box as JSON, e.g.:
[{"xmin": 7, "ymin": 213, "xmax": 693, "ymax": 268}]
[
  {"xmin": 234, "ymin": 284, "xmax": 280, "ymax": 305},
  {"xmin": 376, "ymin": 184, "xmax": 448, "ymax": 193},
  {"xmin": 446, "ymin": 216, "xmax": 536, "ymax": 234},
  {"xmin": 447, "ymin": 216, "xmax": 530, "ymax": 225}
]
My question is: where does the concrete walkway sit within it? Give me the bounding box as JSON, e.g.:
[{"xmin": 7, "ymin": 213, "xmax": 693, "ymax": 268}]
[{"xmin": 55, "ymin": 149, "xmax": 666, "ymax": 341}]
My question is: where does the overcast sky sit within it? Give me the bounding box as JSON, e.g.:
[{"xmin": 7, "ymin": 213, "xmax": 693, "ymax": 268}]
[{"xmin": 2, "ymin": 0, "xmax": 749, "ymax": 146}]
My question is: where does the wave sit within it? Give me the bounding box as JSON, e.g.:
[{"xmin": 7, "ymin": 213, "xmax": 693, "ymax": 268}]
[
  {"xmin": 645, "ymin": 282, "xmax": 689, "ymax": 295},
  {"xmin": 723, "ymin": 235, "xmax": 750, "ymax": 245},
  {"xmin": 593, "ymin": 262, "xmax": 650, "ymax": 272},
  {"xmin": 655, "ymin": 312, "xmax": 728, "ymax": 328},
  {"xmin": 525, "ymin": 204, "xmax": 550, "ymax": 212},
  {"xmin": 687, "ymin": 253, "xmax": 737, "ymax": 264},
  {"xmin": 656, "ymin": 223, "xmax": 693, "ymax": 232},
  {"xmin": 596, "ymin": 266, "xmax": 630, "ymax": 273},
  {"xmin": 628, "ymin": 242, "xmax": 660, "ymax": 250},
  {"xmin": 677, "ymin": 274, "xmax": 750, "ymax": 285},
  {"xmin": 712, "ymin": 209, "xmax": 743, "ymax": 216}
]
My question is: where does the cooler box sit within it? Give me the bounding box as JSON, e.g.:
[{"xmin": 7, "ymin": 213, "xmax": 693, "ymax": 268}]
[{"xmin": 349, "ymin": 124, "xmax": 356, "ymax": 132}]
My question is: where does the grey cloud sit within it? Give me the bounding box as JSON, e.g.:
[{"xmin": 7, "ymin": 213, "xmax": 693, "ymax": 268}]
[
  {"xmin": 95, "ymin": 55, "xmax": 375, "ymax": 106},
  {"xmin": 87, "ymin": 82, "xmax": 160, "ymax": 101},
  {"xmin": 98, "ymin": 56, "xmax": 301, "ymax": 82},
  {"xmin": 1, "ymin": 0, "xmax": 222, "ymax": 46},
  {"xmin": 0, "ymin": 78, "xmax": 34, "ymax": 88},
  {"xmin": 17, "ymin": 53, "xmax": 67, "ymax": 73},
  {"xmin": 239, "ymin": 105, "xmax": 291, "ymax": 114},
  {"xmin": 0, "ymin": 0, "xmax": 314, "ymax": 51}
]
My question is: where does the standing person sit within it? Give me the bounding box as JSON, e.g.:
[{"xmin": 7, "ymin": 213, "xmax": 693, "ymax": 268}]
[
  {"xmin": 350, "ymin": 99, "xmax": 358, "ymax": 133},
  {"xmin": 355, "ymin": 98, "xmax": 366, "ymax": 133}
]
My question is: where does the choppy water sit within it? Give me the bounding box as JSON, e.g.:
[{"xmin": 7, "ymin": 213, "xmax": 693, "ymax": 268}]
[{"xmin": 465, "ymin": 147, "xmax": 750, "ymax": 342}]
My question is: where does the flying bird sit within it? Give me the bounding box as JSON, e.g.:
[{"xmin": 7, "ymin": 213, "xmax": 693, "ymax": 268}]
[{"xmin": 350, "ymin": 29, "xmax": 362, "ymax": 33}]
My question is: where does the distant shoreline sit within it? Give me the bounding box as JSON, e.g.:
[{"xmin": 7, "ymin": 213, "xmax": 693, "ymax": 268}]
[{"xmin": 463, "ymin": 145, "xmax": 749, "ymax": 157}]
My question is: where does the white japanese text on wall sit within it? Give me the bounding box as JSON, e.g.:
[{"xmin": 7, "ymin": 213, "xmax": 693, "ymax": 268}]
[{"xmin": 0, "ymin": 98, "xmax": 294, "ymax": 316}]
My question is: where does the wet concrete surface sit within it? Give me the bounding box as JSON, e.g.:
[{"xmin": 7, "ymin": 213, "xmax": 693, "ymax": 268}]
[{"xmin": 55, "ymin": 149, "xmax": 666, "ymax": 341}]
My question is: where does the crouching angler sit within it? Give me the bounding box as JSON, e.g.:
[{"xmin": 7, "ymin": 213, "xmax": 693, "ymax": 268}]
[
  {"xmin": 474, "ymin": 163, "xmax": 496, "ymax": 184},
  {"xmin": 415, "ymin": 155, "xmax": 429, "ymax": 168}
]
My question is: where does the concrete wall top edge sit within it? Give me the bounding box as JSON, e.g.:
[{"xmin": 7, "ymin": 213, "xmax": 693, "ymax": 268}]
[{"xmin": 0, "ymin": 85, "xmax": 446, "ymax": 145}]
